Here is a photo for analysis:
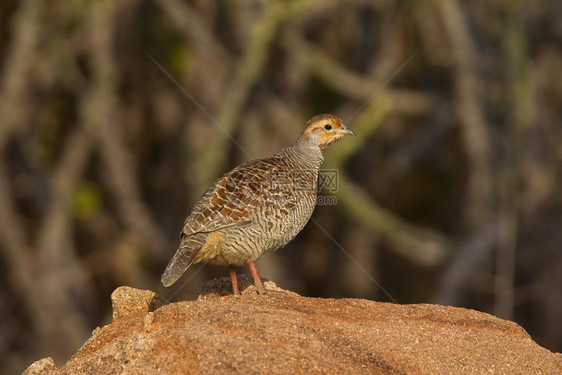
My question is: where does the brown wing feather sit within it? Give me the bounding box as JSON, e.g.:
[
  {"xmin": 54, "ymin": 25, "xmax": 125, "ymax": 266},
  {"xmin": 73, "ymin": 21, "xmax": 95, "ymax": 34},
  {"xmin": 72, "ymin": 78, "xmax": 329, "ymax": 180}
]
[{"xmin": 181, "ymin": 155, "xmax": 296, "ymax": 236}]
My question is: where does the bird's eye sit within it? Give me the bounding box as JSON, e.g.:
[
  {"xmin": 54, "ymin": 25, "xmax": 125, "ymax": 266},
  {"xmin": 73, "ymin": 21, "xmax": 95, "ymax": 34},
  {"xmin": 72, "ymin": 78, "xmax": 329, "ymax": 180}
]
[{"xmin": 324, "ymin": 124, "xmax": 332, "ymax": 130}]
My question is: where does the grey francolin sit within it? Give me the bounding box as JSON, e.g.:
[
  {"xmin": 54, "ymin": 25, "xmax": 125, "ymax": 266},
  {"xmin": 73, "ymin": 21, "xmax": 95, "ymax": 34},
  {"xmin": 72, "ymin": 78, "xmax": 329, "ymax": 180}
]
[{"xmin": 161, "ymin": 114, "xmax": 354, "ymax": 295}]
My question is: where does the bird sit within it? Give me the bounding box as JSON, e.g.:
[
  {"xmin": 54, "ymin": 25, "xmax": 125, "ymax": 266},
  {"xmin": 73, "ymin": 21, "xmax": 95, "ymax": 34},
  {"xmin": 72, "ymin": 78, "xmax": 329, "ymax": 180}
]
[{"xmin": 161, "ymin": 114, "xmax": 354, "ymax": 295}]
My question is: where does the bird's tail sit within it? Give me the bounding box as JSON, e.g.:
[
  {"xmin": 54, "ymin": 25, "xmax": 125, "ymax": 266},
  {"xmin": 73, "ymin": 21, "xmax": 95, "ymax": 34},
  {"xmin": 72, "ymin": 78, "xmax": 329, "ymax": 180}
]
[{"xmin": 161, "ymin": 234, "xmax": 206, "ymax": 287}]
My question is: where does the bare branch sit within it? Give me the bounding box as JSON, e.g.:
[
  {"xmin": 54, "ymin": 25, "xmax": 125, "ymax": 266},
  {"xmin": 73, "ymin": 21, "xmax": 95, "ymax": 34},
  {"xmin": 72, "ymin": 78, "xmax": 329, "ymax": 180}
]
[
  {"xmin": 436, "ymin": 0, "xmax": 493, "ymax": 227},
  {"xmin": 81, "ymin": 0, "xmax": 166, "ymax": 255}
]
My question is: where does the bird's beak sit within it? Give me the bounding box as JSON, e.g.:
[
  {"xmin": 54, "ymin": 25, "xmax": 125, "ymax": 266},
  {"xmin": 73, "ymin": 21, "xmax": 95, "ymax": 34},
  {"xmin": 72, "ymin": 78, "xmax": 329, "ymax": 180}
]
[{"xmin": 340, "ymin": 125, "xmax": 355, "ymax": 136}]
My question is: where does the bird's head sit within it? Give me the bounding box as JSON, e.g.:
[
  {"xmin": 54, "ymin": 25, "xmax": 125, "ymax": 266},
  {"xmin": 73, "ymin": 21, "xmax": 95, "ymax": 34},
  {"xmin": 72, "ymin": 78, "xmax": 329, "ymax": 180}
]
[{"xmin": 300, "ymin": 114, "xmax": 355, "ymax": 150}]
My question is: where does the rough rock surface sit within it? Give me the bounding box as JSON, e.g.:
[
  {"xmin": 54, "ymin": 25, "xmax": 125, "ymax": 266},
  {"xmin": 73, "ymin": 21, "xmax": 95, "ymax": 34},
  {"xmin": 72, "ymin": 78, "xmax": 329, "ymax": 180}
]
[{"xmin": 24, "ymin": 280, "xmax": 562, "ymax": 375}]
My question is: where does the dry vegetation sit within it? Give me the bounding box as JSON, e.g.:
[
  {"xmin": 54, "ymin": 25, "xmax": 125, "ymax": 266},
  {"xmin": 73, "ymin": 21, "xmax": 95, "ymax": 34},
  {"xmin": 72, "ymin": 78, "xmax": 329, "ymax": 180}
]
[{"xmin": 1, "ymin": 0, "xmax": 561, "ymax": 372}]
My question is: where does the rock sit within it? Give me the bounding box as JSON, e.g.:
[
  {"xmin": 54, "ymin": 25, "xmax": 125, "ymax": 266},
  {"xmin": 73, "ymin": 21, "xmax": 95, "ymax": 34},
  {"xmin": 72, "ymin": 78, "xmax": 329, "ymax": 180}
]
[
  {"xmin": 22, "ymin": 357, "xmax": 55, "ymax": 375},
  {"xmin": 111, "ymin": 286, "xmax": 167, "ymax": 321},
  {"xmin": 27, "ymin": 283, "xmax": 562, "ymax": 374}
]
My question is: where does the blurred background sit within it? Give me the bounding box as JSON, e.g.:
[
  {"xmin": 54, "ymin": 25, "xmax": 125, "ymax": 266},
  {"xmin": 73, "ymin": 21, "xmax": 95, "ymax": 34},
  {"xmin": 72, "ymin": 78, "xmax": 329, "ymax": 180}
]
[{"xmin": 1, "ymin": 0, "xmax": 561, "ymax": 372}]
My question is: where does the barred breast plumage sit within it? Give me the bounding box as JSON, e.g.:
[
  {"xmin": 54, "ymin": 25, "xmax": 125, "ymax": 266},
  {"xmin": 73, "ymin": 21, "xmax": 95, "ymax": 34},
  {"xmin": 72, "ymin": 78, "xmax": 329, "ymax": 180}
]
[{"xmin": 161, "ymin": 114, "xmax": 354, "ymax": 295}]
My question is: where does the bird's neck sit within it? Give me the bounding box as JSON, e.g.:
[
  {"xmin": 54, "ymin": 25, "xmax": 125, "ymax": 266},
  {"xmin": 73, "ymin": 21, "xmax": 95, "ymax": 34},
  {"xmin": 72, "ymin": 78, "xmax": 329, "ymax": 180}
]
[{"xmin": 281, "ymin": 137, "xmax": 324, "ymax": 170}]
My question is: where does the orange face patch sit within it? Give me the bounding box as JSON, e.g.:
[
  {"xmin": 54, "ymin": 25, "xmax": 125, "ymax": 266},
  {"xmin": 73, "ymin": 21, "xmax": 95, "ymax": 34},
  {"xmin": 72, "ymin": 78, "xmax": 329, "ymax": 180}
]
[{"xmin": 302, "ymin": 115, "xmax": 348, "ymax": 150}]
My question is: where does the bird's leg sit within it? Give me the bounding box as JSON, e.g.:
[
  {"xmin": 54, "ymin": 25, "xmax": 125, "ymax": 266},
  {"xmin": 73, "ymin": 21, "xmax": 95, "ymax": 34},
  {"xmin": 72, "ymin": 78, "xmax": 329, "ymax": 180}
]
[
  {"xmin": 247, "ymin": 261, "xmax": 266, "ymax": 294},
  {"xmin": 228, "ymin": 266, "xmax": 241, "ymax": 295},
  {"xmin": 244, "ymin": 262, "xmax": 286, "ymax": 295}
]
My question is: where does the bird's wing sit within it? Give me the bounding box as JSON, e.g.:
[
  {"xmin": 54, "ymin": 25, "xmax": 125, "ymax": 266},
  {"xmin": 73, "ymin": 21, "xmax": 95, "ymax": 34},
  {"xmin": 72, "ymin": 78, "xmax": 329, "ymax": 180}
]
[{"xmin": 181, "ymin": 155, "xmax": 297, "ymax": 236}]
